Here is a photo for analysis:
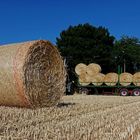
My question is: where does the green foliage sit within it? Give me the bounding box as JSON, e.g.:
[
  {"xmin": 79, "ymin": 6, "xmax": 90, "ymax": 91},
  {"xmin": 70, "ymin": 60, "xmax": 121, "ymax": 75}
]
[
  {"xmin": 56, "ymin": 24, "xmax": 140, "ymax": 81},
  {"xmin": 56, "ymin": 23, "xmax": 115, "ymax": 78},
  {"xmin": 114, "ymin": 36, "xmax": 140, "ymax": 73}
]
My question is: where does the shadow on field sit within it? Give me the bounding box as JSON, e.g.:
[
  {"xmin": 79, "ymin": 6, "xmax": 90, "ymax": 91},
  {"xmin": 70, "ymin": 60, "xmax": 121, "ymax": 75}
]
[{"xmin": 57, "ymin": 102, "xmax": 76, "ymax": 108}]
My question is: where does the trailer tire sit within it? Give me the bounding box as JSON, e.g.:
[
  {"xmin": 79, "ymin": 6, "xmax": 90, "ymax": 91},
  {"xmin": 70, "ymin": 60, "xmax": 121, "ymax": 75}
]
[
  {"xmin": 132, "ymin": 89, "xmax": 140, "ymax": 96},
  {"xmin": 80, "ymin": 88, "xmax": 89, "ymax": 95},
  {"xmin": 120, "ymin": 88, "xmax": 129, "ymax": 96}
]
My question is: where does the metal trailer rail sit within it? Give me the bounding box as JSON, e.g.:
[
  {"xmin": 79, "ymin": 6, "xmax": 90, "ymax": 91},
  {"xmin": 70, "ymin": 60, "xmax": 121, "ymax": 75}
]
[{"xmin": 77, "ymin": 82, "xmax": 140, "ymax": 96}]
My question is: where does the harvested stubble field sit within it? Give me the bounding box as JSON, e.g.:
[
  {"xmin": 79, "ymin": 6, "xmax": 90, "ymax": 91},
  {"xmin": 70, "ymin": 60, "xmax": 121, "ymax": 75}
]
[{"xmin": 1, "ymin": 95, "xmax": 140, "ymax": 140}]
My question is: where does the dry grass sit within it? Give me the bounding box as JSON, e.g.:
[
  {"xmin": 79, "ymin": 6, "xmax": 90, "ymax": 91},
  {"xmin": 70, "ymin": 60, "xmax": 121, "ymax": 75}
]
[{"xmin": 0, "ymin": 95, "xmax": 140, "ymax": 139}]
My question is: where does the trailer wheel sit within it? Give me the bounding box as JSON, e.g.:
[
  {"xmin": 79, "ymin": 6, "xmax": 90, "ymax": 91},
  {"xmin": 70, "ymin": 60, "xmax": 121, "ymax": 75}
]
[
  {"xmin": 80, "ymin": 88, "xmax": 89, "ymax": 95},
  {"xmin": 120, "ymin": 88, "xmax": 129, "ymax": 96},
  {"xmin": 132, "ymin": 89, "xmax": 140, "ymax": 96}
]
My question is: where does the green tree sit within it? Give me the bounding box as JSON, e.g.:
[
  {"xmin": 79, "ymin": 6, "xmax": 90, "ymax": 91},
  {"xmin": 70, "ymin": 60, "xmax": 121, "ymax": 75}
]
[
  {"xmin": 114, "ymin": 36, "xmax": 140, "ymax": 73},
  {"xmin": 56, "ymin": 23, "xmax": 115, "ymax": 80}
]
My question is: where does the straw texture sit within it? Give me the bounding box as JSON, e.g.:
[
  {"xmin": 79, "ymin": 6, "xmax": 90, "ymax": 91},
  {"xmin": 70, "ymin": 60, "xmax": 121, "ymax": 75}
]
[
  {"xmin": 75, "ymin": 63, "xmax": 87, "ymax": 75},
  {"xmin": 0, "ymin": 40, "xmax": 66, "ymax": 108},
  {"xmin": 87, "ymin": 63, "xmax": 101, "ymax": 76},
  {"xmin": 91, "ymin": 73, "xmax": 105, "ymax": 86},
  {"xmin": 79, "ymin": 73, "xmax": 91, "ymax": 86},
  {"xmin": 104, "ymin": 73, "xmax": 118, "ymax": 86},
  {"xmin": 133, "ymin": 72, "xmax": 140, "ymax": 86},
  {"xmin": 120, "ymin": 73, "xmax": 132, "ymax": 86}
]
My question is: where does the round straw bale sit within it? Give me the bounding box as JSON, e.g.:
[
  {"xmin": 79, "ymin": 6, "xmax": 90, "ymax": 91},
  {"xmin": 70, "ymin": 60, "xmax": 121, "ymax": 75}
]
[
  {"xmin": 133, "ymin": 72, "xmax": 140, "ymax": 86},
  {"xmin": 75, "ymin": 63, "xmax": 87, "ymax": 75},
  {"xmin": 91, "ymin": 73, "xmax": 105, "ymax": 86},
  {"xmin": 79, "ymin": 73, "xmax": 91, "ymax": 86},
  {"xmin": 104, "ymin": 73, "xmax": 118, "ymax": 86},
  {"xmin": 0, "ymin": 40, "xmax": 66, "ymax": 108},
  {"xmin": 87, "ymin": 63, "xmax": 101, "ymax": 76},
  {"xmin": 120, "ymin": 72, "xmax": 132, "ymax": 86}
]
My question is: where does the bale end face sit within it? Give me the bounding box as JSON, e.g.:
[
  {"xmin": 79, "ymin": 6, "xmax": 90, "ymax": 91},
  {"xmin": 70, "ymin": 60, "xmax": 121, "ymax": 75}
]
[
  {"xmin": 104, "ymin": 73, "xmax": 118, "ymax": 86},
  {"xmin": 120, "ymin": 73, "xmax": 132, "ymax": 86},
  {"xmin": 23, "ymin": 40, "xmax": 66, "ymax": 107}
]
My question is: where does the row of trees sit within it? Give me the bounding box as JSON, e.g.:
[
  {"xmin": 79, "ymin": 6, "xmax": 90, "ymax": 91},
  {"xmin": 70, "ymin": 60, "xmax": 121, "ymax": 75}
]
[{"xmin": 56, "ymin": 23, "xmax": 140, "ymax": 81}]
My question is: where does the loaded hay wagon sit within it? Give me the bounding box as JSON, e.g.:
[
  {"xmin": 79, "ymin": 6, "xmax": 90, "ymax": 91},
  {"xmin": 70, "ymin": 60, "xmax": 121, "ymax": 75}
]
[{"xmin": 74, "ymin": 63, "xmax": 140, "ymax": 96}]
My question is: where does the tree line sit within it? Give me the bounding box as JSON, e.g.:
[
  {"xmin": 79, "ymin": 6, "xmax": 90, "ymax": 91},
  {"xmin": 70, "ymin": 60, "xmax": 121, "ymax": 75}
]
[{"xmin": 56, "ymin": 23, "xmax": 140, "ymax": 81}]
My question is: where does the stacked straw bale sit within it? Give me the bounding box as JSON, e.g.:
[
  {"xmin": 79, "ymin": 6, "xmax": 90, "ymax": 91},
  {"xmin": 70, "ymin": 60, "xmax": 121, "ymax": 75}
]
[
  {"xmin": 75, "ymin": 62, "xmax": 140, "ymax": 87},
  {"xmin": 119, "ymin": 72, "xmax": 132, "ymax": 86},
  {"xmin": 75, "ymin": 63, "xmax": 89, "ymax": 85},
  {"xmin": 87, "ymin": 63, "xmax": 101, "ymax": 76},
  {"xmin": 0, "ymin": 40, "xmax": 66, "ymax": 108},
  {"xmin": 133, "ymin": 72, "xmax": 140, "ymax": 86},
  {"xmin": 104, "ymin": 73, "xmax": 118, "ymax": 86},
  {"xmin": 79, "ymin": 73, "xmax": 91, "ymax": 86},
  {"xmin": 91, "ymin": 73, "xmax": 105, "ymax": 86},
  {"xmin": 75, "ymin": 63, "xmax": 103, "ymax": 86},
  {"xmin": 75, "ymin": 63, "xmax": 87, "ymax": 75}
]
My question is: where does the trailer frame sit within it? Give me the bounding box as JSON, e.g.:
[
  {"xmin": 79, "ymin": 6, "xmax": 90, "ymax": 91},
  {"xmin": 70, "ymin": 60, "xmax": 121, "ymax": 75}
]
[{"xmin": 76, "ymin": 65, "xmax": 140, "ymax": 96}]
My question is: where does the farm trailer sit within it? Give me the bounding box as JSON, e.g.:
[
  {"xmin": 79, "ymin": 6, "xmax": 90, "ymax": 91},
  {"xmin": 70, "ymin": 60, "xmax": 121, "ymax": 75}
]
[{"xmin": 67, "ymin": 66, "xmax": 140, "ymax": 96}]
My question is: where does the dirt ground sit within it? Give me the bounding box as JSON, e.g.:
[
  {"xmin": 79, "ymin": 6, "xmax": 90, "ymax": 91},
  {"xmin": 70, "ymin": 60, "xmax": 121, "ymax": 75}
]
[{"xmin": 0, "ymin": 94, "xmax": 140, "ymax": 140}]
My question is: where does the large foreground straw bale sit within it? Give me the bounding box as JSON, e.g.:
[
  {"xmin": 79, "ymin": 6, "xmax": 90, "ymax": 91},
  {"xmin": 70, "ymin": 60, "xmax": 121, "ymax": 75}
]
[
  {"xmin": 75, "ymin": 63, "xmax": 87, "ymax": 75},
  {"xmin": 87, "ymin": 63, "xmax": 101, "ymax": 76},
  {"xmin": 104, "ymin": 73, "xmax": 118, "ymax": 86},
  {"xmin": 120, "ymin": 72, "xmax": 132, "ymax": 86},
  {"xmin": 0, "ymin": 40, "xmax": 66, "ymax": 108},
  {"xmin": 133, "ymin": 72, "xmax": 140, "ymax": 86}
]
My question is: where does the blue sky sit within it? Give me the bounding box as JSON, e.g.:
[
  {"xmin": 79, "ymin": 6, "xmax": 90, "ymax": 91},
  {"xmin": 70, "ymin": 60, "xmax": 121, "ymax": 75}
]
[{"xmin": 0, "ymin": 0, "xmax": 140, "ymax": 45}]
